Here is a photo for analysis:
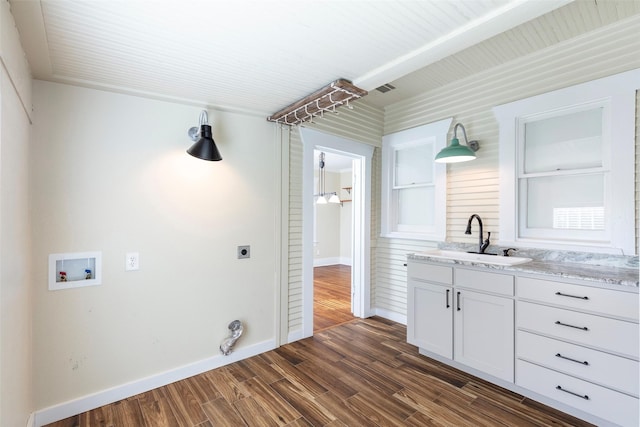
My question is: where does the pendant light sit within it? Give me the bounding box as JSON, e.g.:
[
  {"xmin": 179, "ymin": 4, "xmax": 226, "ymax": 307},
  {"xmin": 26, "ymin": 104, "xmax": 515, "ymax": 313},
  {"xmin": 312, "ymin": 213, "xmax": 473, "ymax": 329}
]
[
  {"xmin": 435, "ymin": 123, "xmax": 479, "ymax": 163},
  {"xmin": 187, "ymin": 110, "xmax": 222, "ymax": 161},
  {"xmin": 315, "ymin": 152, "xmax": 341, "ymax": 204},
  {"xmin": 328, "ymin": 193, "xmax": 341, "ymax": 203}
]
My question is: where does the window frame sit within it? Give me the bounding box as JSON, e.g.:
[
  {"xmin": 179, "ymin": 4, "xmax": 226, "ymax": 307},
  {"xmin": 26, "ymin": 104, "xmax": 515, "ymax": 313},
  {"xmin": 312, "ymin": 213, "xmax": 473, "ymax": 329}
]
[
  {"xmin": 516, "ymin": 101, "xmax": 610, "ymax": 242},
  {"xmin": 381, "ymin": 118, "xmax": 452, "ymax": 241},
  {"xmin": 494, "ymin": 69, "xmax": 638, "ymax": 255}
]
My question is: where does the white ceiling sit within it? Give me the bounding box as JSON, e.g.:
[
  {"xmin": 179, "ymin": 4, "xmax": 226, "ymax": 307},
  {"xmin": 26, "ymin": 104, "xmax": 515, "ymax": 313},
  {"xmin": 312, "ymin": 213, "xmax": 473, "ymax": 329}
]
[
  {"xmin": 9, "ymin": 0, "xmax": 576, "ymax": 116},
  {"xmin": 9, "ymin": 1, "xmax": 640, "ymax": 116},
  {"xmin": 365, "ymin": 0, "xmax": 640, "ymax": 107}
]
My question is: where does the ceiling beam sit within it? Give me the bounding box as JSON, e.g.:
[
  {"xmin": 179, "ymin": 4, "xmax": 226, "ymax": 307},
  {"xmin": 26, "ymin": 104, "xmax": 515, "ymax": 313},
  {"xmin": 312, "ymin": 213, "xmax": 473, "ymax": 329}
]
[{"xmin": 353, "ymin": 0, "xmax": 573, "ymax": 91}]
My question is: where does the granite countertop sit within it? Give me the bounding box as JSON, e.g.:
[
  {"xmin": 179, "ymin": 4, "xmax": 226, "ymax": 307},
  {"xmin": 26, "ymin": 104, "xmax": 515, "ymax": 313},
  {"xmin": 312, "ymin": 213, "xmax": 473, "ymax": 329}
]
[{"xmin": 407, "ymin": 252, "xmax": 639, "ymax": 288}]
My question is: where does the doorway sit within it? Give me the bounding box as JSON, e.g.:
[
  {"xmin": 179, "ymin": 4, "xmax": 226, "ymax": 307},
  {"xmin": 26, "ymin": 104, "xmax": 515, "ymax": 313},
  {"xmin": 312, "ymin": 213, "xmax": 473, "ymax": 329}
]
[
  {"xmin": 312, "ymin": 150, "xmax": 355, "ymax": 332},
  {"xmin": 300, "ymin": 127, "xmax": 374, "ymax": 338}
]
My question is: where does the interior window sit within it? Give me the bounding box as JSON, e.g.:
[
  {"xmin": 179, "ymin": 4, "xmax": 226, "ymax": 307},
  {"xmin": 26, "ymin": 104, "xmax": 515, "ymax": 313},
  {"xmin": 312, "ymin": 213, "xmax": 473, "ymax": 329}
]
[
  {"xmin": 518, "ymin": 105, "xmax": 608, "ymax": 242},
  {"xmin": 494, "ymin": 69, "xmax": 637, "ymax": 255},
  {"xmin": 381, "ymin": 118, "xmax": 451, "ymax": 241}
]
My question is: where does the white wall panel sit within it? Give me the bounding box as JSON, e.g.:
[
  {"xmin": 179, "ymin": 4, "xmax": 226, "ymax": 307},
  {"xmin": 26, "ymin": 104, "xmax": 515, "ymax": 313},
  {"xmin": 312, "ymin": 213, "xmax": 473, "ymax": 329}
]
[
  {"xmin": 0, "ymin": 3, "xmax": 33, "ymax": 426},
  {"xmin": 31, "ymin": 81, "xmax": 280, "ymax": 411},
  {"xmin": 1, "ymin": 1, "xmax": 31, "ymax": 118},
  {"xmin": 287, "ymin": 128, "xmax": 304, "ymax": 334},
  {"xmin": 635, "ymin": 91, "xmax": 640, "ymax": 264},
  {"xmin": 0, "ymin": 63, "xmax": 33, "ymax": 427}
]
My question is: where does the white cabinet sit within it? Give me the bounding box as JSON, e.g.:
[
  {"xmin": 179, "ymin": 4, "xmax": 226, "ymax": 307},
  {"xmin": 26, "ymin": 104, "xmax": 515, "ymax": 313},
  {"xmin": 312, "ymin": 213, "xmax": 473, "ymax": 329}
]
[
  {"xmin": 407, "ymin": 256, "xmax": 639, "ymax": 427},
  {"xmin": 407, "ymin": 262, "xmax": 453, "ymax": 357},
  {"xmin": 454, "ymin": 289, "xmax": 514, "ymax": 382},
  {"xmin": 407, "ymin": 260, "xmax": 514, "ymax": 382},
  {"xmin": 516, "ymin": 276, "xmax": 639, "ymax": 427},
  {"xmin": 407, "ymin": 279, "xmax": 453, "ymax": 357}
]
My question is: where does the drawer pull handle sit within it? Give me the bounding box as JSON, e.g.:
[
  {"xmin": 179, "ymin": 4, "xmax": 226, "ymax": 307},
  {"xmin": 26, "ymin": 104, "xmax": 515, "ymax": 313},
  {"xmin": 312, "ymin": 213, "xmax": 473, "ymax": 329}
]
[
  {"xmin": 456, "ymin": 291, "xmax": 461, "ymax": 311},
  {"xmin": 555, "ymin": 353, "xmax": 589, "ymax": 366},
  {"xmin": 446, "ymin": 289, "xmax": 450, "ymax": 308},
  {"xmin": 555, "ymin": 321, "xmax": 589, "ymax": 331},
  {"xmin": 555, "ymin": 291, "xmax": 589, "ymax": 300},
  {"xmin": 556, "ymin": 385, "xmax": 589, "ymax": 400}
]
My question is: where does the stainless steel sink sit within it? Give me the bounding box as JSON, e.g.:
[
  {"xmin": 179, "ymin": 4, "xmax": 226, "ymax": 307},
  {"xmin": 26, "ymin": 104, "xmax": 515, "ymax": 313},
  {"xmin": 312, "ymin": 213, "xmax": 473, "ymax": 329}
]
[{"xmin": 414, "ymin": 249, "xmax": 532, "ymax": 266}]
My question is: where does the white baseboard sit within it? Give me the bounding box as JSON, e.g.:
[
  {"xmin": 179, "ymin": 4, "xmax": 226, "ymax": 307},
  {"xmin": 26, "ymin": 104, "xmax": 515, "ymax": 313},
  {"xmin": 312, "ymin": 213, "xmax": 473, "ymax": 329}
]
[
  {"xmin": 313, "ymin": 257, "xmax": 341, "ymax": 267},
  {"xmin": 33, "ymin": 339, "xmax": 275, "ymax": 427},
  {"xmin": 313, "ymin": 257, "xmax": 352, "ymax": 267},
  {"xmin": 339, "ymin": 257, "xmax": 352, "ymax": 266},
  {"xmin": 373, "ymin": 308, "xmax": 407, "ymax": 325},
  {"xmin": 26, "ymin": 412, "xmax": 35, "ymax": 427},
  {"xmin": 287, "ymin": 328, "xmax": 305, "ymax": 343}
]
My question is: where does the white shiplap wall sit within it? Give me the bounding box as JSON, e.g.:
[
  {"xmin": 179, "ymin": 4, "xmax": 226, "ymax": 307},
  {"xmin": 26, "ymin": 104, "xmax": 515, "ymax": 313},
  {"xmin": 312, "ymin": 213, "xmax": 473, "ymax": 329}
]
[
  {"xmin": 375, "ymin": 15, "xmax": 640, "ymax": 320},
  {"xmin": 636, "ymin": 92, "xmax": 639, "ymax": 254},
  {"xmin": 286, "ymin": 102, "xmax": 383, "ymax": 339}
]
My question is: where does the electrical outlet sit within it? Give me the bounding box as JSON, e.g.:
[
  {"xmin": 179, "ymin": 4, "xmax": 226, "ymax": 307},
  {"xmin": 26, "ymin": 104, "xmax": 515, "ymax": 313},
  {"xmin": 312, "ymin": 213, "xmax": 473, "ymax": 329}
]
[
  {"xmin": 126, "ymin": 252, "xmax": 139, "ymax": 271},
  {"xmin": 237, "ymin": 245, "xmax": 250, "ymax": 259}
]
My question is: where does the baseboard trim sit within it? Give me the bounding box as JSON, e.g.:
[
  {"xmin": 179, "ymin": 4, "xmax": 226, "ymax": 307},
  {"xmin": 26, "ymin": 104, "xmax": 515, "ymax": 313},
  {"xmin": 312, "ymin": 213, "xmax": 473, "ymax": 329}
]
[
  {"xmin": 287, "ymin": 328, "xmax": 305, "ymax": 343},
  {"xmin": 33, "ymin": 339, "xmax": 276, "ymax": 427},
  {"xmin": 26, "ymin": 412, "xmax": 35, "ymax": 427},
  {"xmin": 313, "ymin": 257, "xmax": 341, "ymax": 267},
  {"xmin": 312, "ymin": 258, "xmax": 352, "ymax": 267},
  {"xmin": 373, "ymin": 308, "xmax": 407, "ymax": 325}
]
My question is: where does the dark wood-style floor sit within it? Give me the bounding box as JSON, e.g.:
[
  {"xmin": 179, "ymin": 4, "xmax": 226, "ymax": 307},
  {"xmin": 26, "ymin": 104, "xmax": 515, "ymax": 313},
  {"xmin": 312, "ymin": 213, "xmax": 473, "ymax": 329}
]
[
  {"xmin": 314, "ymin": 265, "xmax": 354, "ymax": 333},
  {"xmin": 46, "ymin": 315, "xmax": 594, "ymax": 427}
]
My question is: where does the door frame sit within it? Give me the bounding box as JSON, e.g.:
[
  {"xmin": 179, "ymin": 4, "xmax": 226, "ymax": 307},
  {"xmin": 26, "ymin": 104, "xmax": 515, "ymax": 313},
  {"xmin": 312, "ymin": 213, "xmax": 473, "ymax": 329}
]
[{"xmin": 300, "ymin": 127, "xmax": 373, "ymax": 338}]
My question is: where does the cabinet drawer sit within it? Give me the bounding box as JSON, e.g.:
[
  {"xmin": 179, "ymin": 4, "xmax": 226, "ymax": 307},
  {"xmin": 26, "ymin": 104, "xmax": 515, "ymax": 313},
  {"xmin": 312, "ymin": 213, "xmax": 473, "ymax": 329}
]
[
  {"xmin": 518, "ymin": 301, "xmax": 639, "ymax": 358},
  {"xmin": 518, "ymin": 276, "xmax": 639, "ymax": 321},
  {"xmin": 517, "ymin": 360, "xmax": 639, "ymax": 427},
  {"xmin": 456, "ymin": 268, "xmax": 514, "ymax": 296},
  {"xmin": 517, "ymin": 330, "xmax": 638, "ymax": 396},
  {"xmin": 408, "ymin": 262, "xmax": 452, "ymax": 285}
]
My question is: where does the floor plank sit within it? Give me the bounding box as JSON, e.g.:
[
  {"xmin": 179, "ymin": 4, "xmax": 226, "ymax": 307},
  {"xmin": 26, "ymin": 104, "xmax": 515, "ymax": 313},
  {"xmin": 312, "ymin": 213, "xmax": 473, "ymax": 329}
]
[
  {"xmin": 314, "ymin": 265, "xmax": 354, "ymax": 332},
  {"xmin": 45, "ymin": 317, "xmax": 596, "ymax": 427}
]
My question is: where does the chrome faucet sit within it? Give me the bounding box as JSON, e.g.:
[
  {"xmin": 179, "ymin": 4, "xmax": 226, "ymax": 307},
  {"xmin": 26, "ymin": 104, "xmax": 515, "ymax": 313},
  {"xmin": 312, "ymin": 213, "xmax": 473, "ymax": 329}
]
[{"xmin": 465, "ymin": 214, "xmax": 491, "ymax": 254}]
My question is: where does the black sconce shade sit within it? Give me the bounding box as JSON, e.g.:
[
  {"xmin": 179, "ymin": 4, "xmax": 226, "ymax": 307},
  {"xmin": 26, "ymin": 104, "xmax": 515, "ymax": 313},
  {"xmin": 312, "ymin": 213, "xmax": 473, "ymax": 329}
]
[{"xmin": 187, "ymin": 123, "xmax": 222, "ymax": 161}]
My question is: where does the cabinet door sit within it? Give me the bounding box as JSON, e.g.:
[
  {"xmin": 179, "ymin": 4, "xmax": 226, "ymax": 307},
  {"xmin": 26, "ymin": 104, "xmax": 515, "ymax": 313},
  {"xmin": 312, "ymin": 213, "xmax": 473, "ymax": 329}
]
[
  {"xmin": 454, "ymin": 290, "xmax": 514, "ymax": 382},
  {"xmin": 407, "ymin": 279, "xmax": 453, "ymax": 358}
]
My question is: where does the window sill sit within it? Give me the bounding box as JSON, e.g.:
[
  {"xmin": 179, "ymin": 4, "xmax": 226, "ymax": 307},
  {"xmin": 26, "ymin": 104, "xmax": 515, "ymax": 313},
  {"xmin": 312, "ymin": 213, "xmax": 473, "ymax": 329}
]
[{"xmin": 380, "ymin": 231, "xmax": 444, "ymax": 242}]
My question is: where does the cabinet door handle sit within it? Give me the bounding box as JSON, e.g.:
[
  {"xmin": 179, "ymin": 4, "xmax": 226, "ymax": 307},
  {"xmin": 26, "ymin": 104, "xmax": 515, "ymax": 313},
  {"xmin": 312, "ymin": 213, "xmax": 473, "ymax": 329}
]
[
  {"xmin": 555, "ymin": 321, "xmax": 589, "ymax": 331},
  {"xmin": 456, "ymin": 291, "xmax": 461, "ymax": 311},
  {"xmin": 555, "ymin": 291, "xmax": 589, "ymax": 300},
  {"xmin": 446, "ymin": 289, "xmax": 450, "ymax": 308},
  {"xmin": 555, "ymin": 353, "xmax": 589, "ymax": 366},
  {"xmin": 556, "ymin": 385, "xmax": 589, "ymax": 400}
]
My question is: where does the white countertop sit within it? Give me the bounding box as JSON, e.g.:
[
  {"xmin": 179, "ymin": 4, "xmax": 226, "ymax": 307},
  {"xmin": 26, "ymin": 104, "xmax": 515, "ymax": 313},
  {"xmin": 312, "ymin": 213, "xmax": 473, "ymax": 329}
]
[{"xmin": 407, "ymin": 253, "xmax": 639, "ymax": 288}]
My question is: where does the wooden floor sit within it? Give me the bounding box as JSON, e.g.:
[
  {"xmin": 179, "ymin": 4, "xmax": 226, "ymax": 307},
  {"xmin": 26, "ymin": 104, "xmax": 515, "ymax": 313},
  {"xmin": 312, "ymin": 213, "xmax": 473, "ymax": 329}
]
[
  {"xmin": 46, "ymin": 317, "xmax": 594, "ymax": 427},
  {"xmin": 314, "ymin": 265, "xmax": 354, "ymax": 333}
]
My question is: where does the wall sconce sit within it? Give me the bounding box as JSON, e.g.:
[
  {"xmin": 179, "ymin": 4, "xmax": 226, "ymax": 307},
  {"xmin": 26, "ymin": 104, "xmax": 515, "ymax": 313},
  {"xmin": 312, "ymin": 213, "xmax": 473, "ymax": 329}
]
[
  {"xmin": 435, "ymin": 123, "xmax": 479, "ymax": 163},
  {"xmin": 187, "ymin": 110, "xmax": 222, "ymax": 161}
]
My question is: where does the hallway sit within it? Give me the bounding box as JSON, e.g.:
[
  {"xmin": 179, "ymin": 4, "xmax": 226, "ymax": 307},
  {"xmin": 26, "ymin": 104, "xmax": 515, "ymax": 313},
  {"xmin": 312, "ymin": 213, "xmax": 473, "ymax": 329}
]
[{"xmin": 313, "ymin": 265, "xmax": 354, "ymax": 332}]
